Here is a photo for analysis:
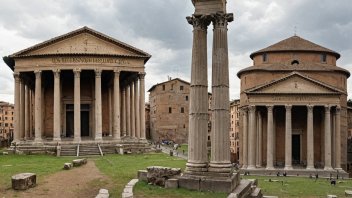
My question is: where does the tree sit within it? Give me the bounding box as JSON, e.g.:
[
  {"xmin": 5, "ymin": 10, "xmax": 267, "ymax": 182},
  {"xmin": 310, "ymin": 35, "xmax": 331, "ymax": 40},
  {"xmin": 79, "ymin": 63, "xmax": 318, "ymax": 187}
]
[{"xmin": 348, "ymin": 99, "xmax": 352, "ymax": 107}]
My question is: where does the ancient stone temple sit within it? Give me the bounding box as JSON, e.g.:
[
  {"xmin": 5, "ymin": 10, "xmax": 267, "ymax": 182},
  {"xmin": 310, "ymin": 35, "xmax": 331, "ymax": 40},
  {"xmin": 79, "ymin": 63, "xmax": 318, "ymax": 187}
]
[
  {"xmin": 238, "ymin": 35, "xmax": 350, "ymax": 176},
  {"xmin": 3, "ymin": 27, "xmax": 150, "ymax": 148}
]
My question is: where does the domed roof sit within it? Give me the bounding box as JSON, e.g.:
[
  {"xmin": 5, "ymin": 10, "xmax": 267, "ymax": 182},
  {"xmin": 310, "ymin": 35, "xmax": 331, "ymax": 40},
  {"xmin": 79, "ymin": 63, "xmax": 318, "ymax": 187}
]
[{"xmin": 250, "ymin": 35, "xmax": 340, "ymax": 59}]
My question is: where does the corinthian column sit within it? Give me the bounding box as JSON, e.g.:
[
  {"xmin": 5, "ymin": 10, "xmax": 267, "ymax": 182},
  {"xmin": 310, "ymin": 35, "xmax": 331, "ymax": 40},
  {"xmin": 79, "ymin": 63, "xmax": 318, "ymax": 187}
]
[
  {"xmin": 122, "ymin": 88, "xmax": 127, "ymax": 136},
  {"xmin": 113, "ymin": 70, "xmax": 121, "ymax": 140},
  {"xmin": 131, "ymin": 81, "xmax": 135, "ymax": 138},
  {"xmin": 247, "ymin": 105, "xmax": 256, "ymax": 169},
  {"xmin": 242, "ymin": 108, "xmax": 248, "ymax": 168},
  {"xmin": 20, "ymin": 78, "xmax": 25, "ymax": 140},
  {"xmin": 34, "ymin": 70, "xmax": 42, "ymax": 142},
  {"xmin": 24, "ymin": 84, "xmax": 29, "ymax": 140},
  {"xmin": 13, "ymin": 72, "xmax": 21, "ymax": 142},
  {"xmin": 139, "ymin": 73, "xmax": 146, "ymax": 139},
  {"xmin": 209, "ymin": 12, "xmax": 234, "ymax": 173},
  {"xmin": 266, "ymin": 105, "xmax": 274, "ymax": 170},
  {"xmin": 126, "ymin": 84, "xmax": 131, "ymax": 136},
  {"xmin": 134, "ymin": 78, "xmax": 140, "ymax": 138},
  {"xmin": 185, "ymin": 14, "xmax": 210, "ymax": 173},
  {"xmin": 306, "ymin": 105, "xmax": 314, "ymax": 170},
  {"xmin": 73, "ymin": 69, "xmax": 81, "ymax": 142},
  {"xmin": 335, "ymin": 106, "xmax": 342, "ymax": 169},
  {"xmin": 95, "ymin": 69, "xmax": 103, "ymax": 141},
  {"xmin": 53, "ymin": 69, "xmax": 61, "ymax": 141},
  {"xmin": 324, "ymin": 105, "xmax": 332, "ymax": 170},
  {"xmin": 285, "ymin": 105, "xmax": 293, "ymax": 170}
]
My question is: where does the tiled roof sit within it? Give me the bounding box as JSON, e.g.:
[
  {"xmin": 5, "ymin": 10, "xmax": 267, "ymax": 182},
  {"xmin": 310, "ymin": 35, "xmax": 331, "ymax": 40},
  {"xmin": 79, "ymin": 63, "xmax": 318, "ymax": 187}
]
[{"xmin": 250, "ymin": 36, "xmax": 340, "ymax": 59}]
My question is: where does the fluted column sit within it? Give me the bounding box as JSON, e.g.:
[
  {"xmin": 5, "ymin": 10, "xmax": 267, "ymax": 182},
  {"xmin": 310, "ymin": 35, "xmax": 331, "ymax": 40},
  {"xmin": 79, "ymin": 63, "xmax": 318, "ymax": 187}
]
[
  {"xmin": 24, "ymin": 85, "xmax": 30, "ymax": 140},
  {"xmin": 108, "ymin": 87, "xmax": 112, "ymax": 136},
  {"xmin": 335, "ymin": 106, "xmax": 342, "ymax": 169},
  {"xmin": 185, "ymin": 14, "xmax": 210, "ymax": 172},
  {"xmin": 139, "ymin": 73, "xmax": 146, "ymax": 139},
  {"xmin": 13, "ymin": 72, "xmax": 21, "ymax": 142},
  {"xmin": 285, "ymin": 105, "xmax": 293, "ymax": 170},
  {"xmin": 266, "ymin": 105, "xmax": 274, "ymax": 169},
  {"xmin": 131, "ymin": 80, "xmax": 135, "ymax": 138},
  {"xmin": 73, "ymin": 69, "xmax": 81, "ymax": 142},
  {"xmin": 113, "ymin": 70, "xmax": 121, "ymax": 139},
  {"xmin": 242, "ymin": 108, "xmax": 248, "ymax": 168},
  {"xmin": 29, "ymin": 89, "xmax": 33, "ymax": 139},
  {"xmin": 324, "ymin": 105, "xmax": 332, "ymax": 170},
  {"xmin": 95, "ymin": 69, "xmax": 103, "ymax": 141},
  {"xmin": 126, "ymin": 84, "xmax": 131, "ymax": 136},
  {"xmin": 247, "ymin": 105, "xmax": 256, "ymax": 169},
  {"xmin": 134, "ymin": 79, "xmax": 140, "ymax": 138},
  {"xmin": 122, "ymin": 88, "xmax": 127, "ymax": 136},
  {"xmin": 20, "ymin": 78, "xmax": 25, "ymax": 140},
  {"xmin": 34, "ymin": 70, "xmax": 42, "ymax": 142},
  {"xmin": 256, "ymin": 111, "xmax": 263, "ymax": 167},
  {"xmin": 53, "ymin": 69, "xmax": 61, "ymax": 141},
  {"xmin": 208, "ymin": 12, "xmax": 234, "ymax": 173},
  {"xmin": 306, "ymin": 105, "xmax": 314, "ymax": 169}
]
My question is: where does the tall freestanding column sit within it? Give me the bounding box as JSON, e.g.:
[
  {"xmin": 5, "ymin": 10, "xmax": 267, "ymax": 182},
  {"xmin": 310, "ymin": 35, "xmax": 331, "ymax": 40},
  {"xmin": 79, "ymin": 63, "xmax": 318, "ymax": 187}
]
[
  {"xmin": 134, "ymin": 79, "xmax": 140, "ymax": 138},
  {"xmin": 95, "ymin": 69, "xmax": 103, "ymax": 141},
  {"xmin": 24, "ymin": 85, "xmax": 30, "ymax": 140},
  {"xmin": 242, "ymin": 108, "xmax": 248, "ymax": 168},
  {"xmin": 285, "ymin": 105, "xmax": 293, "ymax": 170},
  {"xmin": 73, "ymin": 69, "xmax": 81, "ymax": 142},
  {"xmin": 256, "ymin": 111, "xmax": 262, "ymax": 168},
  {"xmin": 122, "ymin": 88, "xmax": 127, "ymax": 136},
  {"xmin": 113, "ymin": 70, "xmax": 121, "ymax": 140},
  {"xmin": 126, "ymin": 84, "xmax": 131, "ymax": 136},
  {"xmin": 324, "ymin": 105, "xmax": 332, "ymax": 170},
  {"xmin": 131, "ymin": 81, "xmax": 136, "ymax": 138},
  {"xmin": 53, "ymin": 69, "xmax": 61, "ymax": 141},
  {"xmin": 247, "ymin": 105, "xmax": 256, "ymax": 169},
  {"xmin": 13, "ymin": 72, "xmax": 21, "ymax": 142},
  {"xmin": 306, "ymin": 105, "xmax": 314, "ymax": 169},
  {"xmin": 335, "ymin": 106, "xmax": 342, "ymax": 169},
  {"xmin": 209, "ymin": 12, "xmax": 233, "ymax": 173},
  {"xmin": 139, "ymin": 73, "xmax": 146, "ymax": 139},
  {"xmin": 185, "ymin": 15, "xmax": 210, "ymax": 172},
  {"xmin": 34, "ymin": 70, "xmax": 42, "ymax": 142},
  {"xmin": 266, "ymin": 105, "xmax": 274, "ymax": 169},
  {"xmin": 20, "ymin": 78, "xmax": 25, "ymax": 140}
]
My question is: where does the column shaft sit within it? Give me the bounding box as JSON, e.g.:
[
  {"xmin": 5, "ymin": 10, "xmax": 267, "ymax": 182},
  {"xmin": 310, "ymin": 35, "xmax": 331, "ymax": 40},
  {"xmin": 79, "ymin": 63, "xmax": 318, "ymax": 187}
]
[
  {"xmin": 185, "ymin": 15, "xmax": 210, "ymax": 172},
  {"xmin": 113, "ymin": 70, "xmax": 121, "ymax": 139},
  {"xmin": 324, "ymin": 105, "xmax": 332, "ymax": 170},
  {"xmin": 34, "ymin": 70, "xmax": 42, "ymax": 142},
  {"xmin": 285, "ymin": 105, "xmax": 292, "ymax": 169},
  {"xmin": 266, "ymin": 106, "xmax": 274, "ymax": 169},
  {"xmin": 242, "ymin": 109, "xmax": 248, "ymax": 168},
  {"xmin": 247, "ymin": 105, "xmax": 256, "ymax": 169},
  {"xmin": 24, "ymin": 84, "xmax": 30, "ymax": 140},
  {"xmin": 306, "ymin": 105, "xmax": 314, "ymax": 169},
  {"xmin": 13, "ymin": 72, "xmax": 21, "ymax": 142},
  {"xmin": 53, "ymin": 70, "xmax": 61, "ymax": 141},
  {"xmin": 20, "ymin": 79, "xmax": 25, "ymax": 140},
  {"xmin": 139, "ymin": 73, "xmax": 146, "ymax": 139},
  {"xmin": 74, "ymin": 69, "xmax": 81, "ymax": 142},
  {"xmin": 122, "ymin": 88, "xmax": 127, "ymax": 136},
  {"xmin": 131, "ymin": 81, "xmax": 135, "ymax": 138},
  {"xmin": 126, "ymin": 85, "xmax": 131, "ymax": 136},
  {"xmin": 135, "ymin": 79, "xmax": 140, "ymax": 138},
  {"xmin": 95, "ymin": 69, "xmax": 103, "ymax": 140},
  {"xmin": 108, "ymin": 87, "xmax": 112, "ymax": 136},
  {"xmin": 335, "ymin": 106, "xmax": 341, "ymax": 169},
  {"xmin": 256, "ymin": 112, "xmax": 262, "ymax": 167}
]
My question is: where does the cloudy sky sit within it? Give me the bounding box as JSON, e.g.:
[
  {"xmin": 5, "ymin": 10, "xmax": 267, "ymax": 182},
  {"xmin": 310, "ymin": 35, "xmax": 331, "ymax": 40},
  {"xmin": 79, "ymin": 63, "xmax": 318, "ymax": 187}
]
[{"xmin": 0, "ymin": 0, "xmax": 351, "ymax": 103}]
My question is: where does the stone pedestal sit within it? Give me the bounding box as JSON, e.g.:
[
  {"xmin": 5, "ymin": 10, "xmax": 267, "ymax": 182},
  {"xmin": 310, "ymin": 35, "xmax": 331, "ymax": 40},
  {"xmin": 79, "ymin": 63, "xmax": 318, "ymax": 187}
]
[{"xmin": 12, "ymin": 173, "xmax": 36, "ymax": 190}]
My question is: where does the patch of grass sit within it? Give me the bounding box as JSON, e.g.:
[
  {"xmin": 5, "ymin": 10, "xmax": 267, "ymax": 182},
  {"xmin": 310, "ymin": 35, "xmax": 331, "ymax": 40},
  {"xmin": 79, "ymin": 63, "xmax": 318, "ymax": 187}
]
[
  {"xmin": 177, "ymin": 144, "xmax": 188, "ymax": 154},
  {"xmin": 0, "ymin": 155, "xmax": 75, "ymax": 192},
  {"xmin": 243, "ymin": 175, "xmax": 352, "ymax": 197}
]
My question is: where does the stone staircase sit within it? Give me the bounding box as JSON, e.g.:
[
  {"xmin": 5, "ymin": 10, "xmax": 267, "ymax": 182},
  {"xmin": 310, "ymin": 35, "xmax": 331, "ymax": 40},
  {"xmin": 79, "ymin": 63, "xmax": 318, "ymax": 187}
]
[
  {"xmin": 60, "ymin": 145, "xmax": 78, "ymax": 156},
  {"xmin": 100, "ymin": 145, "xmax": 117, "ymax": 154},
  {"xmin": 228, "ymin": 179, "xmax": 262, "ymax": 198},
  {"xmin": 78, "ymin": 144, "xmax": 102, "ymax": 156}
]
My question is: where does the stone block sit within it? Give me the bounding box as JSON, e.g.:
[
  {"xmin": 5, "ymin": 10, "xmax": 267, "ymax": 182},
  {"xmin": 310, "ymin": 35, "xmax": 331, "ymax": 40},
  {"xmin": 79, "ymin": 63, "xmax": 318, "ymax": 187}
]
[
  {"xmin": 3, "ymin": 151, "xmax": 9, "ymax": 155},
  {"xmin": 200, "ymin": 177, "xmax": 235, "ymax": 193},
  {"xmin": 127, "ymin": 179, "xmax": 139, "ymax": 186},
  {"xmin": 12, "ymin": 173, "xmax": 36, "ymax": 190},
  {"xmin": 165, "ymin": 178, "xmax": 178, "ymax": 189},
  {"xmin": 122, "ymin": 192, "xmax": 133, "ymax": 198},
  {"xmin": 72, "ymin": 158, "xmax": 87, "ymax": 167},
  {"xmin": 146, "ymin": 166, "xmax": 181, "ymax": 186},
  {"xmin": 138, "ymin": 170, "xmax": 148, "ymax": 182},
  {"xmin": 327, "ymin": 195, "xmax": 337, "ymax": 198},
  {"xmin": 178, "ymin": 176, "xmax": 200, "ymax": 191},
  {"xmin": 346, "ymin": 190, "xmax": 352, "ymax": 197},
  {"xmin": 64, "ymin": 163, "xmax": 73, "ymax": 170},
  {"xmin": 95, "ymin": 188, "xmax": 109, "ymax": 198}
]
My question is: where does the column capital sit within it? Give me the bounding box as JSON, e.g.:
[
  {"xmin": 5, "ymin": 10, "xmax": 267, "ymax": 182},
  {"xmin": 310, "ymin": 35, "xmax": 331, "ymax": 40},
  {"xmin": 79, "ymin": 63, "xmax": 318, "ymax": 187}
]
[
  {"xmin": 73, "ymin": 68, "xmax": 81, "ymax": 78},
  {"xmin": 95, "ymin": 69, "xmax": 102, "ymax": 77},
  {"xmin": 336, "ymin": 105, "xmax": 341, "ymax": 113},
  {"xmin": 324, "ymin": 105, "xmax": 331, "ymax": 112},
  {"xmin": 139, "ymin": 72, "xmax": 146, "ymax": 79},
  {"xmin": 34, "ymin": 70, "xmax": 42, "ymax": 79},
  {"xmin": 266, "ymin": 105, "xmax": 274, "ymax": 112},
  {"xmin": 248, "ymin": 105, "xmax": 256, "ymax": 112},
  {"xmin": 13, "ymin": 72, "xmax": 20, "ymax": 81},
  {"xmin": 113, "ymin": 69, "xmax": 120, "ymax": 74},
  {"xmin": 186, "ymin": 14, "xmax": 211, "ymax": 30},
  {"xmin": 53, "ymin": 69, "xmax": 60, "ymax": 78},
  {"xmin": 307, "ymin": 105, "xmax": 314, "ymax": 111},
  {"xmin": 285, "ymin": 105, "xmax": 292, "ymax": 111},
  {"xmin": 211, "ymin": 12, "xmax": 234, "ymax": 28}
]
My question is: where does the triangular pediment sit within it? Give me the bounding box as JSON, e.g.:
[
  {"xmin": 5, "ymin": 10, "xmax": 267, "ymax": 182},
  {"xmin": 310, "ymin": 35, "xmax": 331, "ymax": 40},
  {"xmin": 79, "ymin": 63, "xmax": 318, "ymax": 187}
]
[
  {"xmin": 246, "ymin": 72, "xmax": 344, "ymax": 95},
  {"xmin": 10, "ymin": 26, "xmax": 151, "ymax": 59}
]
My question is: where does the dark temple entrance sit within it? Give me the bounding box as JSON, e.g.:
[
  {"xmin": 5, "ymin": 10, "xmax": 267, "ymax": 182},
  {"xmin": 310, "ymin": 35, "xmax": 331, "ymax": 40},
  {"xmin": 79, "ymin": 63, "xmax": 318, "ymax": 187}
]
[
  {"xmin": 66, "ymin": 104, "xmax": 90, "ymax": 138},
  {"xmin": 292, "ymin": 134, "xmax": 301, "ymax": 165}
]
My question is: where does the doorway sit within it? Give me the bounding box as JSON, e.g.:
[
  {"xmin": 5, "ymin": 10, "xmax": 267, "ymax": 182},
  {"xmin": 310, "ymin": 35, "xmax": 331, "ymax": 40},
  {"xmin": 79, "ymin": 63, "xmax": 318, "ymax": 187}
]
[
  {"xmin": 292, "ymin": 134, "xmax": 301, "ymax": 164},
  {"xmin": 81, "ymin": 111, "xmax": 89, "ymax": 137},
  {"xmin": 66, "ymin": 111, "xmax": 74, "ymax": 138}
]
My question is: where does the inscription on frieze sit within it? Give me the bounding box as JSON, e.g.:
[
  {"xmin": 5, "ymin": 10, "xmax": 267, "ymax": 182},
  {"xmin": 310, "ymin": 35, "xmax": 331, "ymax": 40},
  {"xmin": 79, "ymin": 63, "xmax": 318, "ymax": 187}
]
[
  {"xmin": 272, "ymin": 96, "xmax": 320, "ymax": 101},
  {"xmin": 52, "ymin": 57, "xmax": 130, "ymax": 65}
]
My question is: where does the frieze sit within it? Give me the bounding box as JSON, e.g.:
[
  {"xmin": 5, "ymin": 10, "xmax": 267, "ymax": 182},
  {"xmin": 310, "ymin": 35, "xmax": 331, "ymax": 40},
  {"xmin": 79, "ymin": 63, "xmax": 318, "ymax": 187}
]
[
  {"xmin": 51, "ymin": 57, "xmax": 130, "ymax": 65},
  {"xmin": 272, "ymin": 96, "xmax": 320, "ymax": 101}
]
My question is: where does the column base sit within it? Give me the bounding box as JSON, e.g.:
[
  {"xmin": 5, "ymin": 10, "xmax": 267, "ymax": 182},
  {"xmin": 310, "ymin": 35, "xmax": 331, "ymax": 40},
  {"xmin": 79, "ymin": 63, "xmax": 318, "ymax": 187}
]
[
  {"xmin": 74, "ymin": 138, "xmax": 81, "ymax": 142},
  {"xmin": 324, "ymin": 166, "xmax": 333, "ymax": 171},
  {"xmin": 185, "ymin": 162, "xmax": 208, "ymax": 173},
  {"xmin": 53, "ymin": 137, "xmax": 61, "ymax": 142},
  {"xmin": 95, "ymin": 137, "xmax": 103, "ymax": 141},
  {"xmin": 284, "ymin": 165, "xmax": 293, "ymax": 170},
  {"xmin": 34, "ymin": 138, "xmax": 42, "ymax": 142},
  {"xmin": 247, "ymin": 165, "xmax": 256, "ymax": 170},
  {"xmin": 266, "ymin": 166, "xmax": 275, "ymax": 170},
  {"xmin": 208, "ymin": 162, "xmax": 233, "ymax": 173},
  {"xmin": 306, "ymin": 166, "xmax": 315, "ymax": 170},
  {"xmin": 335, "ymin": 167, "xmax": 343, "ymax": 170}
]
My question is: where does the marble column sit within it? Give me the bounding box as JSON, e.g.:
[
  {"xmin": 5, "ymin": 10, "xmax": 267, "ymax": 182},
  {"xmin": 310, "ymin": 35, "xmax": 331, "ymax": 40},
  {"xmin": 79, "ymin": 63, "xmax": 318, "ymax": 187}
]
[
  {"xmin": 53, "ymin": 69, "xmax": 61, "ymax": 141},
  {"xmin": 306, "ymin": 105, "xmax": 314, "ymax": 170},
  {"xmin": 20, "ymin": 78, "xmax": 25, "ymax": 140},
  {"xmin": 95, "ymin": 69, "xmax": 103, "ymax": 141},
  {"xmin": 131, "ymin": 80, "xmax": 135, "ymax": 138},
  {"xmin": 29, "ymin": 89, "xmax": 33, "ymax": 139},
  {"xmin": 122, "ymin": 88, "xmax": 127, "ymax": 136},
  {"xmin": 266, "ymin": 105, "xmax": 274, "ymax": 169},
  {"xmin": 24, "ymin": 84, "xmax": 30, "ymax": 140},
  {"xmin": 185, "ymin": 14, "xmax": 210, "ymax": 172},
  {"xmin": 285, "ymin": 105, "xmax": 293, "ymax": 170},
  {"xmin": 335, "ymin": 106, "xmax": 342, "ymax": 169},
  {"xmin": 34, "ymin": 70, "xmax": 42, "ymax": 142},
  {"xmin": 113, "ymin": 70, "xmax": 121, "ymax": 139},
  {"xmin": 242, "ymin": 108, "xmax": 248, "ymax": 168},
  {"xmin": 248, "ymin": 105, "xmax": 257, "ymax": 169},
  {"xmin": 139, "ymin": 73, "xmax": 146, "ymax": 139},
  {"xmin": 209, "ymin": 12, "xmax": 234, "ymax": 173},
  {"xmin": 126, "ymin": 84, "xmax": 131, "ymax": 136},
  {"xmin": 256, "ymin": 111, "xmax": 263, "ymax": 168},
  {"xmin": 73, "ymin": 69, "xmax": 81, "ymax": 142},
  {"xmin": 324, "ymin": 105, "xmax": 332, "ymax": 170},
  {"xmin": 13, "ymin": 72, "xmax": 21, "ymax": 142},
  {"xmin": 134, "ymin": 79, "xmax": 140, "ymax": 138},
  {"xmin": 108, "ymin": 87, "xmax": 112, "ymax": 136}
]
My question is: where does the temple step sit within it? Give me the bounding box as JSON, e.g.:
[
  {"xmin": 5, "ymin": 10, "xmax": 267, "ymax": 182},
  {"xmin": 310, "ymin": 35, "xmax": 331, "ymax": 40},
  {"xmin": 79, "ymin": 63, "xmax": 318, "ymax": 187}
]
[{"xmin": 78, "ymin": 144, "xmax": 101, "ymax": 156}]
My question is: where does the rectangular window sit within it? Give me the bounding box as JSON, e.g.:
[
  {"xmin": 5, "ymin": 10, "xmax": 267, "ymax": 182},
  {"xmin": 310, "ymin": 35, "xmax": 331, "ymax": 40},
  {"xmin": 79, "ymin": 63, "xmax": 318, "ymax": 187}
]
[
  {"xmin": 181, "ymin": 107, "xmax": 184, "ymax": 113},
  {"xmin": 169, "ymin": 107, "xmax": 172, "ymax": 113},
  {"xmin": 5, "ymin": 123, "xmax": 8, "ymax": 127},
  {"xmin": 321, "ymin": 54, "xmax": 327, "ymax": 63},
  {"xmin": 180, "ymin": 86, "xmax": 184, "ymax": 90},
  {"xmin": 162, "ymin": 85, "xmax": 165, "ymax": 90},
  {"xmin": 185, "ymin": 96, "xmax": 188, "ymax": 101},
  {"xmin": 263, "ymin": 53, "xmax": 268, "ymax": 62},
  {"xmin": 171, "ymin": 84, "xmax": 173, "ymax": 90}
]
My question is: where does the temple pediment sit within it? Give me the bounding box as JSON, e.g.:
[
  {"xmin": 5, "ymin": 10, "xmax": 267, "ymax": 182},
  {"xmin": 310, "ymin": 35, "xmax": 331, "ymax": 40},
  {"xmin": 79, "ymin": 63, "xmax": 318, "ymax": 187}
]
[
  {"xmin": 245, "ymin": 72, "xmax": 344, "ymax": 95},
  {"xmin": 10, "ymin": 26, "xmax": 150, "ymax": 59}
]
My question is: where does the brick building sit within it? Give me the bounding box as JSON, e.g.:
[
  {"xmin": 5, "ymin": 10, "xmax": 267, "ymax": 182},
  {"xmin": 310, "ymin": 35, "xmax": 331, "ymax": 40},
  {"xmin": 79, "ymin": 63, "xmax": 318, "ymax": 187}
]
[
  {"xmin": 0, "ymin": 101, "xmax": 14, "ymax": 146},
  {"xmin": 230, "ymin": 99, "xmax": 240, "ymax": 162}
]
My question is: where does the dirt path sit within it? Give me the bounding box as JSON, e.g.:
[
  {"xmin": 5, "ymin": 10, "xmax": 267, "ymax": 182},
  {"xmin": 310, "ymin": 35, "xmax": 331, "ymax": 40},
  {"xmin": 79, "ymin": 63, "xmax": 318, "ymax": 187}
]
[{"xmin": 3, "ymin": 160, "xmax": 113, "ymax": 198}]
